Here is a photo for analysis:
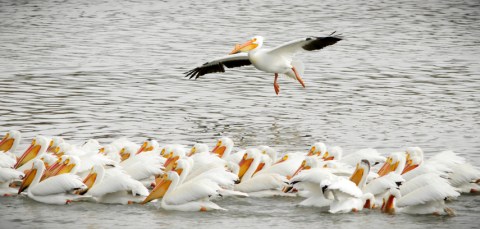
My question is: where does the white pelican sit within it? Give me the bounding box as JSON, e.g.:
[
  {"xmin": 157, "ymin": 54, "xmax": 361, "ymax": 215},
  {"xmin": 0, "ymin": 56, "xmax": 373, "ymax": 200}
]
[
  {"xmin": 142, "ymin": 171, "xmax": 226, "ymax": 211},
  {"xmin": 17, "ymin": 159, "xmax": 87, "ymax": 204},
  {"xmin": 185, "ymin": 33, "xmax": 342, "ymax": 95},
  {"xmin": 81, "ymin": 164, "xmax": 149, "ymax": 204},
  {"xmin": 0, "ymin": 130, "xmax": 22, "ymax": 156},
  {"xmin": 381, "ymin": 184, "xmax": 458, "ymax": 216}
]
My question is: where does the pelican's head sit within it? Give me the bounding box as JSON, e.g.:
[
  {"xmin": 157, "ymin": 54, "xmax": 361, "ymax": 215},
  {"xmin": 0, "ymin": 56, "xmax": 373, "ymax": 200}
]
[
  {"xmin": 47, "ymin": 137, "xmax": 64, "ymax": 153},
  {"xmin": 120, "ymin": 145, "xmax": 138, "ymax": 161},
  {"xmin": 54, "ymin": 155, "xmax": 80, "ymax": 175},
  {"xmin": 136, "ymin": 139, "xmax": 159, "ymax": 154},
  {"xmin": 15, "ymin": 136, "xmax": 49, "ymax": 169},
  {"xmin": 142, "ymin": 171, "xmax": 178, "ymax": 204},
  {"xmin": 229, "ymin": 36, "xmax": 263, "ymax": 54},
  {"xmin": 322, "ymin": 146, "xmax": 342, "ymax": 161},
  {"xmin": 79, "ymin": 164, "xmax": 105, "ymax": 195},
  {"xmin": 349, "ymin": 160, "xmax": 371, "ymax": 188},
  {"xmin": 188, "ymin": 143, "xmax": 209, "ymax": 157},
  {"xmin": 381, "ymin": 187, "xmax": 401, "ymax": 214},
  {"xmin": 0, "ymin": 130, "xmax": 22, "ymax": 153},
  {"xmin": 307, "ymin": 142, "xmax": 327, "ymax": 157},
  {"xmin": 258, "ymin": 145, "xmax": 277, "ymax": 163},
  {"xmin": 237, "ymin": 148, "xmax": 259, "ymax": 180},
  {"xmin": 402, "ymin": 147, "xmax": 423, "ymax": 174},
  {"xmin": 211, "ymin": 137, "xmax": 234, "ymax": 159},
  {"xmin": 18, "ymin": 159, "xmax": 44, "ymax": 194},
  {"xmin": 377, "ymin": 152, "xmax": 406, "ymax": 177},
  {"xmin": 163, "ymin": 146, "xmax": 186, "ymax": 171}
]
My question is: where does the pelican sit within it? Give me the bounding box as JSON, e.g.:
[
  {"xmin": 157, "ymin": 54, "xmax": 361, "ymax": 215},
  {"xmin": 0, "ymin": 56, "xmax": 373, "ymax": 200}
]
[
  {"xmin": 185, "ymin": 33, "xmax": 342, "ymax": 95},
  {"xmin": 142, "ymin": 171, "xmax": 226, "ymax": 211},
  {"xmin": 80, "ymin": 164, "xmax": 149, "ymax": 204},
  {"xmin": 17, "ymin": 159, "xmax": 87, "ymax": 204}
]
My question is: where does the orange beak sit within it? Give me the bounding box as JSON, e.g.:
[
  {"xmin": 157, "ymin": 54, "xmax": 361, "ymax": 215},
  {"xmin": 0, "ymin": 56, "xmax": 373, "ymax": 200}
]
[
  {"xmin": 401, "ymin": 160, "xmax": 418, "ymax": 174},
  {"xmin": 349, "ymin": 165, "xmax": 364, "ymax": 186},
  {"xmin": 229, "ymin": 39, "xmax": 258, "ymax": 54},
  {"xmin": 238, "ymin": 156, "xmax": 254, "ymax": 180},
  {"xmin": 252, "ymin": 162, "xmax": 265, "ymax": 176},
  {"xmin": 164, "ymin": 156, "xmax": 179, "ymax": 171},
  {"xmin": 0, "ymin": 133, "xmax": 14, "ymax": 152},
  {"xmin": 382, "ymin": 195, "xmax": 396, "ymax": 214},
  {"xmin": 18, "ymin": 167, "xmax": 37, "ymax": 194},
  {"xmin": 212, "ymin": 145, "xmax": 226, "ymax": 158},
  {"xmin": 142, "ymin": 175, "xmax": 172, "ymax": 204},
  {"xmin": 291, "ymin": 160, "xmax": 307, "ymax": 178},
  {"xmin": 15, "ymin": 140, "xmax": 41, "ymax": 169},
  {"xmin": 77, "ymin": 171, "xmax": 97, "ymax": 195},
  {"xmin": 136, "ymin": 142, "xmax": 147, "ymax": 155}
]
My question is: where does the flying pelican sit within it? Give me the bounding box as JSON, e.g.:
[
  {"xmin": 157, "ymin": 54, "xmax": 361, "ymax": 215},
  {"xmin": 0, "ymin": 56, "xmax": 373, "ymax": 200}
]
[{"xmin": 185, "ymin": 33, "xmax": 342, "ymax": 95}]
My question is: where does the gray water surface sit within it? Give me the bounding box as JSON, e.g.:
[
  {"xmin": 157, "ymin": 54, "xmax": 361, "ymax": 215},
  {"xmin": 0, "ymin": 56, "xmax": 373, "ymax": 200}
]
[{"xmin": 1, "ymin": 0, "xmax": 479, "ymax": 228}]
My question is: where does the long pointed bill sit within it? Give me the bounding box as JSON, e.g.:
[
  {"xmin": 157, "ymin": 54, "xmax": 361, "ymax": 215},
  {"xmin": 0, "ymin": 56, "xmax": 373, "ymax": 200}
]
[
  {"xmin": 136, "ymin": 143, "xmax": 147, "ymax": 155},
  {"xmin": 78, "ymin": 172, "xmax": 97, "ymax": 195},
  {"xmin": 15, "ymin": 141, "xmax": 41, "ymax": 169},
  {"xmin": 307, "ymin": 146, "xmax": 316, "ymax": 156},
  {"xmin": 382, "ymin": 195, "xmax": 396, "ymax": 214},
  {"xmin": 238, "ymin": 157, "xmax": 254, "ymax": 180},
  {"xmin": 349, "ymin": 165, "xmax": 365, "ymax": 186},
  {"xmin": 53, "ymin": 162, "xmax": 75, "ymax": 176},
  {"xmin": 401, "ymin": 161, "xmax": 418, "ymax": 174},
  {"xmin": 18, "ymin": 168, "xmax": 37, "ymax": 194},
  {"xmin": 363, "ymin": 199, "xmax": 372, "ymax": 209},
  {"xmin": 322, "ymin": 152, "xmax": 333, "ymax": 161},
  {"xmin": 292, "ymin": 160, "xmax": 307, "ymax": 178},
  {"xmin": 142, "ymin": 176, "xmax": 172, "ymax": 204},
  {"xmin": 46, "ymin": 140, "xmax": 55, "ymax": 153},
  {"xmin": 212, "ymin": 146, "xmax": 226, "ymax": 158},
  {"xmin": 164, "ymin": 156, "xmax": 179, "ymax": 171},
  {"xmin": 0, "ymin": 134, "xmax": 14, "ymax": 152},
  {"xmin": 229, "ymin": 40, "xmax": 258, "ymax": 54},
  {"xmin": 42, "ymin": 159, "xmax": 62, "ymax": 180},
  {"xmin": 252, "ymin": 162, "xmax": 265, "ymax": 176},
  {"xmin": 377, "ymin": 161, "xmax": 392, "ymax": 177}
]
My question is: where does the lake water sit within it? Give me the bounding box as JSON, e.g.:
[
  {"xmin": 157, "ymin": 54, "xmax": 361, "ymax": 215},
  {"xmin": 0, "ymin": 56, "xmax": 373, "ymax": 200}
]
[{"xmin": 0, "ymin": 0, "xmax": 479, "ymax": 228}]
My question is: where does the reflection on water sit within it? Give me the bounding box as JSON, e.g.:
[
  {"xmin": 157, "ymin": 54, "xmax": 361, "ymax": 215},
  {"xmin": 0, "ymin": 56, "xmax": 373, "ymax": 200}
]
[{"xmin": 0, "ymin": 0, "xmax": 479, "ymax": 228}]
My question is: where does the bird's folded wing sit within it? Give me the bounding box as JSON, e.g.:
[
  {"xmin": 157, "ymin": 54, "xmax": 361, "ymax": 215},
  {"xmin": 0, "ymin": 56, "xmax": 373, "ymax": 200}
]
[
  {"xmin": 31, "ymin": 174, "xmax": 86, "ymax": 196},
  {"xmin": 164, "ymin": 179, "xmax": 220, "ymax": 205}
]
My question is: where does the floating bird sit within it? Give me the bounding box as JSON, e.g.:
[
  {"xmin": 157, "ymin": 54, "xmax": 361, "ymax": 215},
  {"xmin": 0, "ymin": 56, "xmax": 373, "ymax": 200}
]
[
  {"xmin": 17, "ymin": 159, "xmax": 87, "ymax": 205},
  {"xmin": 185, "ymin": 33, "xmax": 342, "ymax": 95}
]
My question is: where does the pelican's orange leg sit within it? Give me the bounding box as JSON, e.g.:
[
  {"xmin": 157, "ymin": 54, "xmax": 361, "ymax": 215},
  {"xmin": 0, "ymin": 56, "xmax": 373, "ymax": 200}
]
[
  {"xmin": 274, "ymin": 73, "xmax": 280, "ymax": 95},
  {"xmin": 291, "ymin": 67, "xmax": 305, "ymax": 88}
]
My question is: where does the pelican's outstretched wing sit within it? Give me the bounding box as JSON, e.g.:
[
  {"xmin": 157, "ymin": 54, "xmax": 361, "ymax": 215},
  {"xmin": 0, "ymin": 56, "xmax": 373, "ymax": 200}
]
[
  {"xmin": 185, "ymin": 53, "xmax": 251, "ymax": 79},
  {"xmin": 267, "ymin": 32, "xmax": 342, "ymax": 59}
]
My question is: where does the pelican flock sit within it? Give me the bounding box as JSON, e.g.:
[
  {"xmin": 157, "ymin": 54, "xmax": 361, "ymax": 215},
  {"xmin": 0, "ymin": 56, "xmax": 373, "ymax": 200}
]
[
  {"xmin": 0, "ymin": 130, "xmax": 479, "ymax": 215},
  {"xmin": 185, "ymin": 33, "xmax": 342, "ymax": 95}
]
